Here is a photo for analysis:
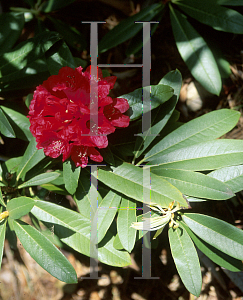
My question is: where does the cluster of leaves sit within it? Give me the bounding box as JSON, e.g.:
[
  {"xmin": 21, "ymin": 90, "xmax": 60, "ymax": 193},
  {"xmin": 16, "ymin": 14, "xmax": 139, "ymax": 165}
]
[
  {"xmin": 0, "ymin": 0, "xmax": 243, "ymax": 297},
  {"xmin": 99, "ymin": 0, "xmax": 243, "ymax": 95}
]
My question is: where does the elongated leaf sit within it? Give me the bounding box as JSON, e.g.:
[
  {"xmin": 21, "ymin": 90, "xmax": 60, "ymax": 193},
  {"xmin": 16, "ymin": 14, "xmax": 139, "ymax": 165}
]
[
  {"xmin": 149, "ymin": 139, "xmax": 243, "ymax": 171},
  {"xmin": 0, "ymin": 107, "xmax": 15, "ymax": 138},
  {"xmin": 98, "ymin": 3, "xmax": 164, "ymax": 53},
  {"xmin": 0, "ymin": 221, "xmax": 6, "ymax": 269},
  {"xmin": 31, "ymin": 200, "xmax": 131, "ymax": 266},
  {"xmin": 97, "ymin": 190, "xmax": 121, "ymax": 243},
  {"xmin": 0, "ymin": 106, "xmax": 32, "ymax": 141},
  {"xmin": 120, "ymin": 84, "xmax": 174, "ymax": 121},
  {"xmin": 63, "ymin": 159, "xmax": 80, "ymax": 195},
  {"xmin": 145, "ymin": 109, "xmax": 240, "ymax": 161},
  {"xmin": 48, "ymin": 17, "xmax": 86, "ymax": 51},
  {"xmin": 169, "ymin": 226, "xmax": 202, "ymax": 296},
  {"xmin": 45, "ymin": 40, "xmax": 76, "ymax": 75},
  {"xmin": 97, "ymin": 162, "xmax": 188, "ymax": 207},
  {"xmin": 7, "ymin": 196, "xmax": 35, "ymax": 219},
  {"xmin": 74, "ymin": 174, "xmax": 103, "ymax": 218},
  {"xmin": 183, "ymin": 222, "xmax": 243, "ymax": 272},
  {"xmin": 151, "ymin": 168, "xmax": 234, "ymax": 200},
  {"xmin": 40, "ymin": 183, "xmax": 68, "ymax": 195},
  {"xmin": 18, "ymin": 172, "xmax": 60, "ymax": 189},
  {"xmin": 183, "ymin": 213, "xmax": 243, "ymax": 260},
  {"xmin": 175, "ymin": 0, "xmax": 243, "ymax": 34},
  {"xmin": 0, "ymin": 189, "xmax": 5, "ymax": 207},
  {"xmin": 13, "ymin": 219, "xmax": 77, "ymax": 283},
  {"xmin": 0, "ymin": 12, "xmax": 25, "ymax": 56},
  {"xmin": 0, "ymin": 31, "xmax": 61, "ymax": 77},
  {"xmin": 134, "ymin": 70, "xmax": 182, "ymax": 159},
  {"xmin": 17, "ymin": 138, "xmax": 45, "ymax": 181},
  {"xmin": 208, "ymin": 165, "xmax": 243, "ymax": 193},
  {"xmin": 170, "ymin": 5, "xmax": 221, "ymax": 95},
  {"xmin": 117, "ymin": 197, "xmax": 137, "ymax": 253},
  {"xmin": 217, "ymin": 0, "xmax": 243, "ymax": 5}
]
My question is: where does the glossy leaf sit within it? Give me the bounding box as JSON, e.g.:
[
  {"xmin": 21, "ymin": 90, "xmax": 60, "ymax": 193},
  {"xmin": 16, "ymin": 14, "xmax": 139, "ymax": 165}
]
[
  {"xmin": 98, "ymin": 3, "xmax": 164, "ymax": 53},
  {"xmin": 18, "ymin": 172, "xmax": 60, "ymax": 189},
  {"xmin": 208, "ymin": 165, "xmax": 243, "ymax": 193},
  {"xmin": 134, "ymin": 70, "xmax": 182, "ymax": 159},
  {"xmin": 170, "ymin": 5, "xmax": 221, "ymax": 95},
  {"xmin": 217, "ymin": 0, "xmax": 243, "ymax": 5},
  {"xmin": 31, "ymin": 200, "xmax": 131, "ymax": 266},
  {"xmin": 63, "ymin": 159, "xmax": 80, "ymax": 195},
  {"xmin": 0, "ymin": 12, "xmax": 25, "ymax": 56},
  {"xmin": 97, "ymin": 162, "xmax": 188, "ymax": 207},
  {"xmin": 13, "ymin": 219, "xmax": 77, "ymax": 283},
  {"xmin": 48, "ymin": 17, "xmax": 86, "ymax": 51},
  {"xmin": 175, "ymin": 0, "xmax": 243, "ymax": 34},
  {"xmin": 169, "ymin": 226, "xmax": 202, "ymax": 296},
  {"xmin": 17, "ymin": 138, "xmax": 45, "ymax": 181},
  {"xmin": 183, "ymin": 222, "xmax": 243, "ymax": 272},
  {"xmin": 145, "ymin": 109, "xmax": 240, "ymax": 161},
  {"xmin": 151, "ymin": 168, "xmax": 234, "ymax": 200},
  {"xmin": 7, "ymin": 197, "xmax": 35, "ymax": 219},
  {"xmin": 117, "ymin": 197, "xmax": 137, "ymax": 252},
  {"xmin": 149, "ymin": 139, "xmax": 243, "ymax": 171},
  {"xmin": 74, "ymin": 174, "xmax": 103, "ymax": 219},
  {"xmin": 0, "ymin": 107, "xmax": 15, "ymax": 138},
  {"xmin": 40, "ymin": 183, "xmax": 68, "ymax": 195},
  {"xmin": 97, "ymin": 191, "xmax": 121, "ymax": 243},
  {"xmin": 0, "ymin": 221, "xmax": 6, "ymax": 269},
  {"xmin": 0, "ymin": 106, "xmax": 32, "ymax": 141},
  {"xmin": 120, "ymin": 84, "xmax": 173, "ymax": 121},
  {"xmin": 45, "ymin": 40, "xmax": 76, "ymax": 75},
  {"xmin": 183, "ymin": 213, "xmax": 243, "ymax": 260},
  {"xmin": 0, "ymin": 189, "xmax": 6, "ymax": 207},
  {"xmin": 0, "ymin": 31, "xmax": 61, "ymax": 77}
]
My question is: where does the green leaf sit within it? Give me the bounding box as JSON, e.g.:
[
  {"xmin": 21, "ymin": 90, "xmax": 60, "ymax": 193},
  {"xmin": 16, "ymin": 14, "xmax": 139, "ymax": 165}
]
[
  {"xmin": 145, "ymin": 109, "xmax": 240, "ymax": 162},
  {"xmin": 40, "ymin": 183, "xmax": 68, "ymax": 195},
  {"xmin": 0, "ymin": 221, "xmax": 6, "ymax": 269},
  {"xmin": 149, "ymin": 139, "xmax": 243, "ymax": 171},
  {"xmin": 182, "ymin": 213, "xmax": 243, "ymax": 261},
  {"xmin": 17, "ymin": 137, "xmax": 46, "ymax": 181},
  {"xmin": 175, "ymin": 0, "xmax": 243, "ymax": 34},
  {"xmin": 217, "ymin": 0, "xmax": 243, "ymax": 5},
  {"xmin": 170, "ymin": 5, "xmax": 221, "ymax": 95},
  {"xmin": 41, "ymin": 0, "xmax": 76, "ymax": 12},
  {"xmin": 45, "ymin": 40, "xmax": 76, "ymax": 75},
  {"xmin": 97, "ymin": 190, "xmax": 121, "ymax": 243},
  {"xmin": 31, "ymin": 200, "xmax": 131, "ymax": 266},
  {"xmin": 97, "ymin": 162, "xmax": 188, "ymax": 208},
  {"xmin": 169, "ymin": 226, "xmax": 202, "ymax": 296},
  {"xmin": 7, "ymin": 196, "xmax": 35, "ymax": 219},
  {"xmin": 151, "ymin": 168, "xmax": 234, "ymax": 200},
  {"xmin": 120, "ymin": 84, "xmax": 174, "ymax": 121},
  {"xmin": 98, "ymin": 3, "xmax": 164, "ymax": 53},
  {"xmin": 0, "ymin": 189, "xmax": 6, "ymax": 207},
  {"xmin": 0, "ymin": 31, "xmax": 61, "ymax": 77},
  {"xmin": 63, "ymin": 159, "xmax": 80, "ymax": 195},
  {"xmin": 13, "ymin": 219, "xmax": 77, "ymax": 283},
  {"xmin": 0, "ymin": 12, "xmax": 25, "ymax": 56},
  {"xmin": 74, "ymin": 174, "xmax": 103, "ymax": 219},
  {"xmin": 183, "ymin": 222, "xmax": 243, "ymax": 272},
  {"xmin": 0, "ymin": 106, "xmax": 32, "ymax": 141},
  {"xmin": 208, "ymin": 165, "xmax": 243, "ymax": 193},
  {"xmin": 18, "ymin": 172, "xmax": 60, "ymax": 189},
  {"xmin": 117, "ymin": 197, "xmax": 137, "ymax": 252},
  {"xmin": 133, "ymin": 70, "xmax": 182, "ymax": 159},
  {"xmin": 0, "ymin": 107, "xmax": 15, "ymax": 138},
  {"xmin": 126, "ymin": 16, "xmax": 162, "ymax": 56},
  {"xmin": 48, "ymin": 17, "xmax": 86, "ymax": 51}
]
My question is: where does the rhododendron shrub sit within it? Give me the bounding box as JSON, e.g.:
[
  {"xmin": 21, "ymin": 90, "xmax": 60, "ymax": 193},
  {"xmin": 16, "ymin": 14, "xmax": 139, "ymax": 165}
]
[{"xmin": 28, "ymin": 66, "xmax": 130, "ymax": 167}]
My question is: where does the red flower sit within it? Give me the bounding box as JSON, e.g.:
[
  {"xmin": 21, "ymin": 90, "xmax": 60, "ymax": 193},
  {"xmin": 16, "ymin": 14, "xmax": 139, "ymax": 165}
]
[{"xmin": 28, "ymin": 66, "xmax": 130, "ymax": 167}]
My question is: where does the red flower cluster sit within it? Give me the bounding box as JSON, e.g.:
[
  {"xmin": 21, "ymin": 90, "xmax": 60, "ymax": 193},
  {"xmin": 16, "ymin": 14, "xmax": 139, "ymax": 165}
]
[{"xmin": 28, "ymin": 66, "xmax": 130, "ymax": 167}]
